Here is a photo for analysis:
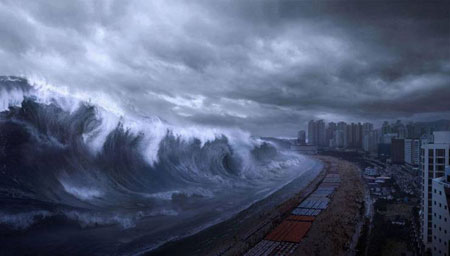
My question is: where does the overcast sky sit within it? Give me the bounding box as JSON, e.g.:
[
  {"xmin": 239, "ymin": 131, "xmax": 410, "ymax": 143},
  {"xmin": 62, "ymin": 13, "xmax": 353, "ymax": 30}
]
[{"xmin": 0, "ymin": 0, "xmax": 449, "ymax": 136}]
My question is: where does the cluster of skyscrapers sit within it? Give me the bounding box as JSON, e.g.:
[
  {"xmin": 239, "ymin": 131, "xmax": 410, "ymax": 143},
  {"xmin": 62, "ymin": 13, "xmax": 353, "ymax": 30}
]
[
  {"xmin": 304, "ymin": 120, "xmax": 374, "ymax": 150},
  {"xmin": 300, "ymin": 120, "xmax": 446, "ymax": 166},
  {"xmin": 299, "ymin": 120, "xmax": 450, "ymax": 255}
]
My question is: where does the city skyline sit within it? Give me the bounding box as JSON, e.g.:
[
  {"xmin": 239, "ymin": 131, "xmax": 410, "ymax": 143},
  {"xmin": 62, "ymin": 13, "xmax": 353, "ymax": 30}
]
[{"xmin": 302, "ymin": 118, "xmax": 450, "ymax": 143}]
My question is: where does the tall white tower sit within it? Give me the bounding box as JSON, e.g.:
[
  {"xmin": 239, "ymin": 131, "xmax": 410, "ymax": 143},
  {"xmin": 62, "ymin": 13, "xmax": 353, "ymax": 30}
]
[{"xmin": 421, "ymin": 132, "xmax": 450, "ymax": 252}]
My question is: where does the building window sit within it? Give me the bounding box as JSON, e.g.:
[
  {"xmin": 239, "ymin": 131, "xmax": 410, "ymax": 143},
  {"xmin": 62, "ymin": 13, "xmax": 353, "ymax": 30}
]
[{"xmin": 436, "ymin": 149, "xmax": 444, "ymax": 156}]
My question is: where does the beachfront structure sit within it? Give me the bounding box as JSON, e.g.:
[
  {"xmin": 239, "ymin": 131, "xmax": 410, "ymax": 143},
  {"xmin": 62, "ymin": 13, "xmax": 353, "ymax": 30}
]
[
  {"xmin": 421, "ymin": 132, "xmax": 450, "ymax": 252},
  {"xmin": 431, "ymin": 166, "xmax": 450, "ymax": 256}
]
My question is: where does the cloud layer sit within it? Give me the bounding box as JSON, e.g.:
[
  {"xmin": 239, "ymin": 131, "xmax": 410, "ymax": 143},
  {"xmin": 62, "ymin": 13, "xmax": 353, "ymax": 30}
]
[{"xmin": 0, "ymin": 0, "xmax": 449, "ymax": 136}]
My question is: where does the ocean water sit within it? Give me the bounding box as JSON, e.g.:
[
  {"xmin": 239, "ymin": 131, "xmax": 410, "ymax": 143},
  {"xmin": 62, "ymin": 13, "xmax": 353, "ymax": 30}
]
[{"xmin": 0, "ymin": 76, "xmax": 320, "ymax": 255}]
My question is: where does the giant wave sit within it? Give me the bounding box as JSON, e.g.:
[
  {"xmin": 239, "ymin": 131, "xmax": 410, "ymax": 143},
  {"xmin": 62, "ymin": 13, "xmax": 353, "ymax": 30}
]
[{"xmin": 0, "ymin": 76, "xmax": 318, "ymax": 255}]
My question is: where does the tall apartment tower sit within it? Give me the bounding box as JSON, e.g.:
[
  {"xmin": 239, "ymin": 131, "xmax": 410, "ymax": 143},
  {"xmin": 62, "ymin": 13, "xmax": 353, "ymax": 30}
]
[
  {"xmin": 362, "ymin": 122, "xmax": 374, "ymax": 137},
  {"xmin": 431, "ymin": 166, "xmax": 450, "ymax": 256},
  {"xmin": 421, "ymin": 131, "xmax": 450, "ymax": 252},
  {"xmin": 391, "ymin": 139, "xmax": 405, "ymax": 164},
  {"xmin": 308, "ymin": 120, "xmax": 326, "ymax": 148},
  {"xmin": 405, "ymin": 139, "xmax": 421, "ymax": 166},
  {"xmin": 337, "ymin": 122, "xmax": 347, "ymax": 148},
  {"xmin": 297, "ymin": 130, "xmax": 306, "ymax": 145},
  {"xmin": 347, "ymin": 123, "xmax": 354, "ymax": 148},
  {"xmin": 327, "ymin": 122, "xmax": 337, "ymax": 147},
  {"xmin": 308, "ymin": 120, "xmax": 317, "ymax": 145},
  {"xmin": 317, "ymin": 120, "xmax": 326, "ymax": 147}
]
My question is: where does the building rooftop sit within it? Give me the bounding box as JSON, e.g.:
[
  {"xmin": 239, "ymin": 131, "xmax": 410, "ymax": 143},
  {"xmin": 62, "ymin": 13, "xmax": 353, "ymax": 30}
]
[{"xmin": 433, "ymin": 131, "xmax": 450, "ymax": 144}]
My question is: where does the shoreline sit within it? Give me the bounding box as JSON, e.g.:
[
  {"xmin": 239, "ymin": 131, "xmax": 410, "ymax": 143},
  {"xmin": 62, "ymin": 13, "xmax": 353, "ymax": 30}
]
[
  {"xmin": 292, "ymin": 156, "xmax": 364, "ymax": 255},
  {"xmin": 146, "ymin": 157, "xmax": 326, "ymax": 256},
  {"xmin": 146, "ymin": 155, "xmax": 365, "ymax": 256}
]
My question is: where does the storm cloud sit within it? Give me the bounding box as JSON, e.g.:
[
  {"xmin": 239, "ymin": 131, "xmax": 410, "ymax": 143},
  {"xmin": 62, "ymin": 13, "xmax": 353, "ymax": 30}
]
[{"xmin": 0, "ymin": 0, "xmax": 449, "ymax": 136}]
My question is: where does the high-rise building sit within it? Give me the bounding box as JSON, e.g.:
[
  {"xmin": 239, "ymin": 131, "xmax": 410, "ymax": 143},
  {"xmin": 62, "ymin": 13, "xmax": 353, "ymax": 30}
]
[
  {"xmin": 308, "ymin": 120, "xmax": 327, "ymax": 148},
  {"xmin": 391, "ymin": 139, "xmax": 405, "ymax": 164},
  {"xmin": 421, "ymin": 132, "xmax": 450, "ymax": 252},
  {"xmin": 405, "ymin": 139, "xmax": 420, "ymax": 166},
  {"xmin": 363, "ymin": 130, "xmax": 378, "ymax": 154},
  {"xmin": 308, "ymin": 120, "xmax": 317, "ymax": 145},
  {"xmin": 362, "ymin": 122, "xmax": 373, "ymax": 137},
  {"xmin": 353, "ymin": 123, "xmax": 363, "ymax": 149},
  {"xmin": 317, "ymin": 120, "xmax": 326, "ymax": 147},
  {"xmin": 337, "ymin": 122, "xmax": 347, "ymax": 148},
  {"xmin": 327, "ymin": 122, "xmax": 337, "ymax": 147},
  {"xmin": 347, "ymin": 123, "xmax": 354, "ymax": 148},
  {"xmin": 382, "ymin": 121, "xmax": 391, "ymax": 135},
  {"xmin": 335, "ymin": 129, "xmax": 345, "ymax": 148},
  {"xmin": 398, "ymin": 125, "xmax": 407, "ymax": 139},
  {"xmin": 381, "ymin": 133, "xmax": 397, "ymax": 144},
  {"xmin": 431, "ymin": 166, "xmax": 450, "ymax": 256},
  {"xmin": 297, "ymin": 130, "xmax": 306, "ymax": 145}
]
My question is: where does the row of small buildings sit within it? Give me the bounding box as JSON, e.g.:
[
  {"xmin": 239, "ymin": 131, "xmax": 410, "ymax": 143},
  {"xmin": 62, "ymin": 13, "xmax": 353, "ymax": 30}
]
[{"xmin": 244, "ymin": 171, "xmax": 341, "ymax": 255}]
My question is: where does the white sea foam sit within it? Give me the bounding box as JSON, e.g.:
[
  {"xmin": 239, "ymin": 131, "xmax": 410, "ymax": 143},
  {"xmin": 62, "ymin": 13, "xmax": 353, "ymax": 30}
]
[
  {"xmin": 62, "ymin": 209, "xmax": 178, "ymax": 229},
  {"xmin": 60, "ymin": 180, "xmax": 103, "ymax": 201},
  {"xmin": 0, "ymin": 87, "xmax": 26, "ymax": 112},
  {"xmin": 0, "ymin": 210, "xmax": 53, "ymax": 229}
]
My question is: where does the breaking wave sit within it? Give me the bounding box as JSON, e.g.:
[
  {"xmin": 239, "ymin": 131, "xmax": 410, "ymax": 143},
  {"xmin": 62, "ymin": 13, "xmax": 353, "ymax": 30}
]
[{"xmin": 0, "ymin": 76, "xmax": 316, "ymax": 254}]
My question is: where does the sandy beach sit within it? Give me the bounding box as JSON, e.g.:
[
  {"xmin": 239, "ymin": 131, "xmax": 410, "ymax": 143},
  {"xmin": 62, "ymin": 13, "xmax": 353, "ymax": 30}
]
[{"xmin": 146, "ymin": 155, "xmax": 364, "ymax": 256}]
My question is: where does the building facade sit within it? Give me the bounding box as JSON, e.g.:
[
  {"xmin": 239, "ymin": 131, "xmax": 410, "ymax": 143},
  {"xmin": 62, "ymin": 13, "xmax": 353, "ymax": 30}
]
[
  {"xmin": 297, "ymin": 130, "xmax": 306, "ymax": 145},
  {"xmin": 405, "ymin": 139, "xmax": 421, "ymax": 166},
  {"xmin": 391, "ymin": 139, "xmax": 405, "ymax": 164},
  {"xmin": 431, "ymin": 166, "xmax": 450, "ymax": 256},
  {"xmin": 308, "ymin": 120, "xmax": 317, "ymax": 146},
  {"xmin": 317, "ymin": 120, "xmax": 326, "ymax": 147},
  {"xmin": 421, "ymin": 132, "xmax": 450, "ymax": 252}
]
